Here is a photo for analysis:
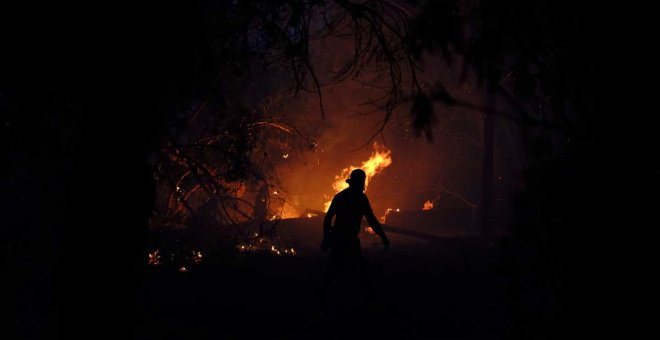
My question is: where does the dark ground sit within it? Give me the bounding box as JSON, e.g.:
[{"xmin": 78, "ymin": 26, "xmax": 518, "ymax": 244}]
[{"xmin": 133, "ymin": 235, "xmax": 508, "ymax": 340}]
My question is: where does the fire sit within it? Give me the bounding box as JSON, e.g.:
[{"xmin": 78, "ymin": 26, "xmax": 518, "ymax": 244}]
[
  {"xmin": 324, "ymin": 143, "xmax": 392, "ymax": 211},
  {"xmin": 423, "ymin": 200, "xmax": 434, "ymax": 211}
]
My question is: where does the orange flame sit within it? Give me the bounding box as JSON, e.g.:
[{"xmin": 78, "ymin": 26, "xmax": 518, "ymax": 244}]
[
  {"xmin": 324, "ymin": 143, "xmax": 392, "ymax": 211},
  {"xmin": 423, "ymin": 200, "xmax": 434, "ymax": 211}
]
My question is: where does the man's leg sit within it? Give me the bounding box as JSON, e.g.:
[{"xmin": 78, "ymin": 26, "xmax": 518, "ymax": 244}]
[
  {"xmin": 315, "ymin": 249, "xmax": 344, "ymax": 310},
  {"xmin": 352, "ymin": 244, "xmax": 383, "ymax": 312}
]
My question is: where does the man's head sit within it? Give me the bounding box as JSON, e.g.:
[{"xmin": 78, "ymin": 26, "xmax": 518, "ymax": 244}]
[{"xmin": 346, "ymin": 169, "xmax": 367, "ymax": 191}]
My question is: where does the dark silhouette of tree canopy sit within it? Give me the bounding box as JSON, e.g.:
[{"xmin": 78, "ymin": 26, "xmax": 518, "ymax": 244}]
[{"xmin": 404, "ymin": 1, "xmax": 599, "ymax": 337}]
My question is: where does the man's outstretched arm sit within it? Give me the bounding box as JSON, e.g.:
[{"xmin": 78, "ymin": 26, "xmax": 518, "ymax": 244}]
[{"xmin": 363, "ymin": 196, "xmax": 390, "ymax": 250}]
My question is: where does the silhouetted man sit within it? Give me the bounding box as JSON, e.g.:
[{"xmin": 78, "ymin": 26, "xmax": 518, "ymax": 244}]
[
  {"xmin": 322, "ymin": 169, "xmax": 389, "ymax": 253},
  {"xmin": 318, "ymin": 169, "xmax": 389, "ymax": 309}
]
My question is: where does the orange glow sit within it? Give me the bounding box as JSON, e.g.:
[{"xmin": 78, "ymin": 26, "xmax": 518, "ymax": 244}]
[
  {"xmin": 324, "ymin": 143, "xmax": 392, "ymax": 211},
  {"xmin": 276, "ymin": 201, "xmax": 300, "ymax": 219},
  {"xmin": 365, "ymin": 227, "xmax": 375, "ymax": 234},
  {"xmin": 380, "ymin": 208, "xmax": 393, "ymax": 223},
  {"xmin": 423, "ymin": 200, "xmax": 434, "ymax": 211}
]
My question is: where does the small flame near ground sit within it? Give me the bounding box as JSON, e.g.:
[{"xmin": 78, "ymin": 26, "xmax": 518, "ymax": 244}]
[
  {"xmin": 380, "ymin": 207, "xmax": 400, "ymax": 223},
  {"xmin": 423, "ymin": 200, "xmax": 434, "ymax": 211},
  {"xmin": 324, "ymin": 143, "xmax": 392, "ymax": 211}
]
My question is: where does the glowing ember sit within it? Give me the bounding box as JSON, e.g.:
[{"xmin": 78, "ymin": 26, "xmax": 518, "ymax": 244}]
[
  {"xmin": 192, "ymin": 250, "xmax": 203, "ymax": 265},
  {"xmin": 423, "ymin": 200, "xmax": 434, "ymax": 211},
  {"xmin": 179, "ymin": 266, "xmax": 188, "ymax": 272},
  {"xmin": 236, "ymin": 239, "xmax": 298, "ymax": 256},
  {"xmin": 365, "ymin": 227, "xmax": 375, "ymax": 234},
  {"xmin": 324, "ymin": 143, "xmax": 392, "ymax": 211},
  {"xmin": 148, "ymin": 249, "xmax": 161, "ymax": 266}
]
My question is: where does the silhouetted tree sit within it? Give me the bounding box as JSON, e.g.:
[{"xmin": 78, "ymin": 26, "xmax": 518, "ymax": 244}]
[{"xmin": 404, "ymin": 0, "xmax": 627, "ymax": 337}]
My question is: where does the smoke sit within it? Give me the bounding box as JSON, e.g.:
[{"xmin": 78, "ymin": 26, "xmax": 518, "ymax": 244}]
[
  {"xmin": 273, "ymin": 79, "xmax": 472, "ymax": 217},
  {"xmin": 256, "ymin": 26, "xmax": 521, "ymax": 228}
]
